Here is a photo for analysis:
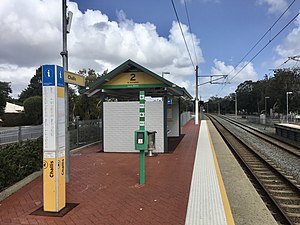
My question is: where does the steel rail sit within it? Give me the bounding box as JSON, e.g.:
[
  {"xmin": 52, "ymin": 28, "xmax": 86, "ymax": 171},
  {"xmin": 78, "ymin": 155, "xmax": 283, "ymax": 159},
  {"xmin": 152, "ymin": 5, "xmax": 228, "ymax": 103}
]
[{"xmin": 207, "ymin": 114, "xmax": 300, "ymax": 225}]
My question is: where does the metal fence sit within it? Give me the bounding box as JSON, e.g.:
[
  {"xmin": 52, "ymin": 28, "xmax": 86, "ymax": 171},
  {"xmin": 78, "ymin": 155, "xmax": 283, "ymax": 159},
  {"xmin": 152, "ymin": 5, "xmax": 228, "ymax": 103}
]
[
  {"xmin": 69, "ymin": 119, "xmax": 102, "ymax": 149},
  {"xmin": 0, "ymin": 119, "xmax": 102, "ymax": 149},
  {"xmin": 181, "ymin": 111, "xmax": 192, "ymax": 126},
  {"xmin": 246, "ymin": 114, "xmax": 300, "ymax": 127},
  {"xmin": 1, "ymin": 112, "xmax": 191, "ymax": 147},
  {"xmin": 0, "ymin": 125, "xmax": 43, "ymax": 145}
]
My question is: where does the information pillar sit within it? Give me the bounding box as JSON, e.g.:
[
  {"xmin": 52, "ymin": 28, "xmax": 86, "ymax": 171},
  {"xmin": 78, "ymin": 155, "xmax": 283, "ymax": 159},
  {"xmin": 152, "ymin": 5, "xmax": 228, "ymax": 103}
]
[{"xmin": 42, "ymin": 65, "xmax": 66, "ymax": 212}]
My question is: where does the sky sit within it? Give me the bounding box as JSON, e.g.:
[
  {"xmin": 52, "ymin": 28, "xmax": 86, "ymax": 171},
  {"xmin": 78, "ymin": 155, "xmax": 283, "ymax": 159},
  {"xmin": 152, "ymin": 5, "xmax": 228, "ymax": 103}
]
[{"xmin": 0, "ymin": 0, "xmax": 300, "ymax": 101}]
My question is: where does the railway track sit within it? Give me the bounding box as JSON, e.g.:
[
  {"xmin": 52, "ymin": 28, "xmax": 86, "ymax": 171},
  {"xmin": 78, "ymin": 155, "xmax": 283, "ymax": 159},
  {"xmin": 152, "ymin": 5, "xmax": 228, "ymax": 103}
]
[
  {"xmin": 220, "ymin": 115, "xmax": 300, "ymax": 157},
  {"xmin": 207, "ymin": 114, "xmax": 300, "ymax": 225}
]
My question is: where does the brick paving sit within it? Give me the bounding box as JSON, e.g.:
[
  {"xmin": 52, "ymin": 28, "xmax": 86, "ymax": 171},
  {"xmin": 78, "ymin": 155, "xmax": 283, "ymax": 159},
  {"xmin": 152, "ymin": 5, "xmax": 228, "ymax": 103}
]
[{"xmin": 0, "ymin": 120, "xmax": 199, "ymax": 225}]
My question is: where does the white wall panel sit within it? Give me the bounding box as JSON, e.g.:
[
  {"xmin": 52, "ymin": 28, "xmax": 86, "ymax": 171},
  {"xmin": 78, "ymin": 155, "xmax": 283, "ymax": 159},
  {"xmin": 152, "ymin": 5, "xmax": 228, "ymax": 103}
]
[{"xmin": 104, "ymin": 101, "xmax": 164, "ymax": 153}]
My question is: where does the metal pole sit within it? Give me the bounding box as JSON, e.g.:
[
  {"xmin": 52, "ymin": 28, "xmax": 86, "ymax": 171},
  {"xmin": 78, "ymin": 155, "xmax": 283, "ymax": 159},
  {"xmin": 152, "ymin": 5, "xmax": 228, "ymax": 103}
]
[
  {"xmin": 76, "ymin": 116, "xmax": 79, "ymax": 147},
  {"xmin": 195, "ymin": 65, "xmax": 199, "ymax": 125},
  {"xmin": 61, "ymin": 0, "xmax": 70, "ymax": 183},
  {"xmin": 286, "ymin": 92, "xmax": 289, "ymax": 123},
  {"xmin": 207, "ymin": 102, "xmax": 209, "ymax": 113},
  {"xmin": 18, "ymin": 126, "xmax": 22, "ymax": 142},
  {"xmin": 265, "ymin": 97, "xmax": 267, "ymax": 117},
  {"xmin": 235, "ymin": 93, "xmax": 237, "ymax": 120}
]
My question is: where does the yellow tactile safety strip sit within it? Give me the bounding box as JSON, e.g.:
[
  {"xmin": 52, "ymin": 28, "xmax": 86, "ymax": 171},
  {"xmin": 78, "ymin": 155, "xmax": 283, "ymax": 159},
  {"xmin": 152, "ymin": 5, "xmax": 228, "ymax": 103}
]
[{"xmin": 207, "ymin": 128, "xmax": 235, "ymax": 225}]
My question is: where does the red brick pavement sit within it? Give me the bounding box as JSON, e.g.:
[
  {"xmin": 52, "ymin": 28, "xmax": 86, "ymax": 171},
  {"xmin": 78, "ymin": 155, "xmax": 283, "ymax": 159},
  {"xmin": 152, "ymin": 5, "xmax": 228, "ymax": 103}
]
[{"xmin": 0, "ymin": 120, "xmax": 199, "ymax": 225}]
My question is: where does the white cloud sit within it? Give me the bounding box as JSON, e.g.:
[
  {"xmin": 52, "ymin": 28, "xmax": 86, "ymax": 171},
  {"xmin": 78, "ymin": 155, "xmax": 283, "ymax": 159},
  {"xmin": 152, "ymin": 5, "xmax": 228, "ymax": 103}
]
[
  {"xmin": 0, "ymin": 0, "xmax": 204, "ymax": 98},
  {"xmin": 211, "ymin": 59, "xmax": 258, "ymax": 83},
  {"xmin": 0, "ymin": 64, "xmax": 36, "ymax": 98},
  {"xmin": 257, "ymin": 0, "xmax": 288, "ymax": 14},
  {"xmin": 197, "ymin": 59, "xmax": 259, "ymax": 100}
]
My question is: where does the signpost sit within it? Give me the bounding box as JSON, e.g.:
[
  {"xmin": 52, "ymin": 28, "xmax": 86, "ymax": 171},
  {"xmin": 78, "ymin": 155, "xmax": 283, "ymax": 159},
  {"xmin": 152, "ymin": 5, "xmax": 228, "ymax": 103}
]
[
  {"xmin": 139, "ymin": 91, "xmax": 145, "ymax": 184},
  {"xmin": 64, "ymin": 71, "xmax": 85, "ymax": 86},
  {"xmin": 42, "ymin": 65, "xmax": 66, "ymax": 212}
]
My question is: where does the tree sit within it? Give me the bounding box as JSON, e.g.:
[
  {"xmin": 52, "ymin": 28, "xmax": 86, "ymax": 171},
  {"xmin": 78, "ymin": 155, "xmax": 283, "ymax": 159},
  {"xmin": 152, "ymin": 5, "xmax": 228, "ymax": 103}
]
[
  {"xmin": 23, "ymin": 96, "xmax": 42, "ymax": 125},
  {"xmin": 18, "ymin": 67, "xmax": 42, "ymax": 103},
  {"xmin": 268, "ymin": 68, "xmax": 300, "ymax": 113},
  {"xmin": 205, "ymin": 68, "xmax": 300, "ymax": 116},
  {"xmin": 0, "ymin": 82, "xmax": 12, "ymax": 116},
  {"xmin": 74, "ymin": 68, "xmax": 104, "ymax": 120},
  {"xmin": 235, "ymin": 80, "xmax": 256, "ymax": 114}
]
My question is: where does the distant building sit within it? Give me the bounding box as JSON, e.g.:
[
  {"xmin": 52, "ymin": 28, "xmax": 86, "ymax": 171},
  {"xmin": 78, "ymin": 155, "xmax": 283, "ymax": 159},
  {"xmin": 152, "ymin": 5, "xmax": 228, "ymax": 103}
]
[
  {"xmin": 0, "ymin": 102, "xmax": 24, "ymax": 125},
  {"xmin": 4, "ymin": 102, "xmax": 24, "ymax": 113}
]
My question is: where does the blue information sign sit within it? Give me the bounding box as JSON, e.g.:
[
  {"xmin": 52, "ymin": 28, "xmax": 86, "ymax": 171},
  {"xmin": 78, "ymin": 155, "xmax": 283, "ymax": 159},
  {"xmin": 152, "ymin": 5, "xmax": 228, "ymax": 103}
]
[
  {"xmin": 42, "ymin": 65, "xmax": 55, "ymax": 86},
  {"xmin": 56, "ymin": 66, "xmax": 64, "ymax": 87}
]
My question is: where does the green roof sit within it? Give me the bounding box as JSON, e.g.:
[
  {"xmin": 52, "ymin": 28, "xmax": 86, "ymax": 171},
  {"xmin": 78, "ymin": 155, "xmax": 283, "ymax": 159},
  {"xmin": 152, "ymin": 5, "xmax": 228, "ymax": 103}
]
[{"xmin": 80, "ymin": 59, "xmax": 192, "ymax": 100}]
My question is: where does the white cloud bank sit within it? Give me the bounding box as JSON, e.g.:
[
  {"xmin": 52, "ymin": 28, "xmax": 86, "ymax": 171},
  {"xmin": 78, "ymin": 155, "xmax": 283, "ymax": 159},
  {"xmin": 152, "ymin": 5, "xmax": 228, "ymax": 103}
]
[
  {"xmin": 0, "ymin": 0, "xmax": 203, "ymax": 98},
  {"xmin": 211, "ymin": 59, "xmax": 258, "ymax": 84},
  {"xmin": 200, "ymin": 59, "xmax": 258, "ymax": 100}
]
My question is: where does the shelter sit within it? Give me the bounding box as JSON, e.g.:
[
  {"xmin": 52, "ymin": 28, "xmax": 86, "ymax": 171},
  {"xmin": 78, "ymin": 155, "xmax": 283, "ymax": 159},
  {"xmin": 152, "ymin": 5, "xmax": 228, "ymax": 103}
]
[{"xmin": 80, "ymin": 59, "xmax": 192, "ymax": 153}]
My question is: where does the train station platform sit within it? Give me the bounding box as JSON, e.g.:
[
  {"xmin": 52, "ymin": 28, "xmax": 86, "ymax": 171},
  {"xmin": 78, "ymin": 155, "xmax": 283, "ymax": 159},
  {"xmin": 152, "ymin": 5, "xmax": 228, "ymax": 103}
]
[
  {"xmin": 185, "ymin": 120, "xmax": 234, "ymax": 225},
  {"xmin": 0, "ymin": 119, "xmax": 277, "ymax": 225},
  {"xmin": 275, "ymin": 123, "xmax": 300, "ymax": 142}
]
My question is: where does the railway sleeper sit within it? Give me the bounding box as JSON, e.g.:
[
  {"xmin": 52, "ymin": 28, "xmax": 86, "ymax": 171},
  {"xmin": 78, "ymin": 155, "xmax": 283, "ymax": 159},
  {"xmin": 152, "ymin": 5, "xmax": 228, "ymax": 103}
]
[
  {"xmin": 266, "ymin": 185, "xmax": 288, "ymax": 190},
  {"xmin": 275, "ymin": 195, "xmax": 300, "ymax": 201},
  {"xmin": 269, "ymin": 189, "xmax": 295, "ymax": 194}
]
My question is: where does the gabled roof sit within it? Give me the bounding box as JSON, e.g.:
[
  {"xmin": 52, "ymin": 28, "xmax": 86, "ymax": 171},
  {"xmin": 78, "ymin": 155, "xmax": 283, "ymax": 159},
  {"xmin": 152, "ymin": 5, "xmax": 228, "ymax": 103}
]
[{"xmin": 80, "ymin": 59, "xmax": 192, "ymax": 100}]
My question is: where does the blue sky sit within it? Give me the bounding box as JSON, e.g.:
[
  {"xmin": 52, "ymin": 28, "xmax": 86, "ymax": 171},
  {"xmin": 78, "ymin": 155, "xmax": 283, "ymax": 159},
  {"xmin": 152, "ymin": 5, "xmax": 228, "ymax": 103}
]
[{"xmin": 0, "ymin": 0, "xmax": 299, "ymax": 100}]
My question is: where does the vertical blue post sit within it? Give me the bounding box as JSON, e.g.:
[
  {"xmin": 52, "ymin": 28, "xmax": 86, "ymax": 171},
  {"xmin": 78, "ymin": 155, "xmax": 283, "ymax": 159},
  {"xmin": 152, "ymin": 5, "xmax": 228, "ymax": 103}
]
[{"xmin": 139, "ymin": 91, "xmax": 145, "ymax": 184}]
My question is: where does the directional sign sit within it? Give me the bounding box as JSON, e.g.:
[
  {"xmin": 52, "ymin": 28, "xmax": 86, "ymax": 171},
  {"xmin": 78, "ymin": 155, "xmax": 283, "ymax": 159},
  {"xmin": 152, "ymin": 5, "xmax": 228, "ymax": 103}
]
[{"xmin": 64, "ymin": 71, "xmax": 85, "ymax": 86}]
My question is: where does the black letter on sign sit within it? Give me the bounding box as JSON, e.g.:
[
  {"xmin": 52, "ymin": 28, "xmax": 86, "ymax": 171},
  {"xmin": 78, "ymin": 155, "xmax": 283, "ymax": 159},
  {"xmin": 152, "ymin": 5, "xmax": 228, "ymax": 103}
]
[
  {"xmin": 61, "ymin": 159, "xmax": 65, "ymax": 176},
  {"xmin": 130, "ymin": 73, "xmax": 136, "ymax": 81}
]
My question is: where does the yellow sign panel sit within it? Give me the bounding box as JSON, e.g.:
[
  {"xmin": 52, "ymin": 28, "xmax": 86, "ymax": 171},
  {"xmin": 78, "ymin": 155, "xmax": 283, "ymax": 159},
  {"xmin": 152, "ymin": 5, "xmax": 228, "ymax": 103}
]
[
  {"xmin": 58, "ymin": 151, "xmax": 66, "ymax": 210},
  {"xmin": 105, "ymin": 72, "xmax": 162, "ymax": 86},
  {"xmin": 64, "ymin": 71, "xmax": 85, "ymax": 86},
  {"xmin": 57, "ymin": 86, "xmax": 64, "ymax": 98},
  {"xmin": 43, "ymin": 152, "xmax": 56, "ymax": 212}
]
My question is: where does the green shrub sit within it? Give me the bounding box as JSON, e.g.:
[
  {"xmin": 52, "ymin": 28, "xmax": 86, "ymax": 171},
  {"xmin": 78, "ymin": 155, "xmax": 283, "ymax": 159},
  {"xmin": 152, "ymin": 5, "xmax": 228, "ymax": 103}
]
[
  {"xmin": 0, "ymin": 137, "xmax": 43, "ymax": 192},
  {"xmin": 24, "ymin": 96, "xmax": 42, "ymax": 125}
]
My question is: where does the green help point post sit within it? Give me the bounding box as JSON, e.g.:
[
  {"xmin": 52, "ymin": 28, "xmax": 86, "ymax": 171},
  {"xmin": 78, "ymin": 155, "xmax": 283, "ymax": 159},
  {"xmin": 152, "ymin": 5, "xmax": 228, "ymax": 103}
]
[{"xmin": 134, "ymin": 91, "xmax": 147, "ymax": 185}]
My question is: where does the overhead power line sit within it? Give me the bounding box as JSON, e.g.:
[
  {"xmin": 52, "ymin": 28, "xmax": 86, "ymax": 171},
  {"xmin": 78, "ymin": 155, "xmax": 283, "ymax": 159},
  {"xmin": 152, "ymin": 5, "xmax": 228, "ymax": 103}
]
[
  {"xmin": 228, "ymin": 0, "xmax": 296, "ymax": 77},
  {"xmin": 171, "ymin": 0, "xmax": 195, "ymax": 69},
  {"xmin": 216, "ymin": 9, "xmax": 300, "ymax": 96},
  {"xmin": 229, "ymin": 12, "xmax": 300, "ymax": 83},
  {"xmin": 183, "ymin": 0, "xmax": 199, "ymax": 65},
  {"xmin": 276, "ymin": 55, "xmax": 300, "ymax": 68}
]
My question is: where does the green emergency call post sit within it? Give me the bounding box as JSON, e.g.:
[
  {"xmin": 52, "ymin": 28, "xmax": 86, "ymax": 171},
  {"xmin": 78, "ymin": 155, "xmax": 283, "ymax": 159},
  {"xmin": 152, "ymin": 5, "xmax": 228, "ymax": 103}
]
[
  {"xmin": 134, "ymin": 130, "xmax": 148, "ymax": 150},
  {"xmin": 135, "ymin": 91, "xmax": 146, "ymax": 184}
]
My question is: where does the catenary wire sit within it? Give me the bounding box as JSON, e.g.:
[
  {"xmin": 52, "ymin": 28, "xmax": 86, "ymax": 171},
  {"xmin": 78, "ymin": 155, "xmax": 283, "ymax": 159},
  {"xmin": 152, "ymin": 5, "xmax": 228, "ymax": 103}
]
[
  {"xmin": 216, "ymin": 12, "xmax": 300, "ymax": 96},
  {"xmin": 226, "ymin": 0, "xmax": 296, "ymax": 77},
  {"xmin": 171, "ymin": 0, "xmax": 195, "ymax": 69},
  {"xmin": 183, "ymin": 0, "xmax": 199, "ymax": 65},
  {"xmin": 230, "ymin": 12, "xmax": 299, "ymax": 82}
]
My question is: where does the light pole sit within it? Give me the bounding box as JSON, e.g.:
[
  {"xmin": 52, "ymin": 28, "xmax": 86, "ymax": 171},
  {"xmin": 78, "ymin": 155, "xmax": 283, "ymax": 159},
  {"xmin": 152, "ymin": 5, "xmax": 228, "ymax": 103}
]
[
  {"xmin": 195, "ymin": 65, "xmax": 199, "ymax": 125},
  {"xmin": 61, "ymin": 0, "xmax": 73, "ymax": 183},
  {"xmin": 207, "ymin": 102, "xmax": 209, "ymax": 113},
  {"xmin": 286, "ymin": 91, "xmax": 292, "ymax": 123},
  {"xmin": 235, "ymin": 92, "xmax": 237, "ymax": 120},
  {"xmin": 265, "ymin": 96, "xmax": 270, "ymax": 117}
]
